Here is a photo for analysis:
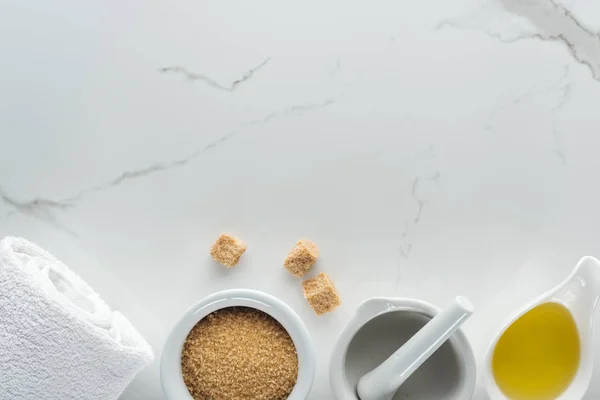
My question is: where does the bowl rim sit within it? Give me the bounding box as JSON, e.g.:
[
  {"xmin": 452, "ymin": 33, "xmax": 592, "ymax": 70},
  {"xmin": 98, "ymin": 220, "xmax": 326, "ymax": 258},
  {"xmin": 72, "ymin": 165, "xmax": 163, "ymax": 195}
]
[
  {"xmin": 160, "ymin": 288, "xmax": 316, "ymax": 400},
  {"xmin": 329, "ymin": 297, "xmax": 477, "ymax": 400}
]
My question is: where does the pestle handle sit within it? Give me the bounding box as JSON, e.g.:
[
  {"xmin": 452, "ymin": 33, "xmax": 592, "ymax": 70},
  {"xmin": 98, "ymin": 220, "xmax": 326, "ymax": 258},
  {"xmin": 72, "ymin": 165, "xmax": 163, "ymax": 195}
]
[{"xmin": 357, "ymin": 296, "xmax": 474, "ymax": 400}]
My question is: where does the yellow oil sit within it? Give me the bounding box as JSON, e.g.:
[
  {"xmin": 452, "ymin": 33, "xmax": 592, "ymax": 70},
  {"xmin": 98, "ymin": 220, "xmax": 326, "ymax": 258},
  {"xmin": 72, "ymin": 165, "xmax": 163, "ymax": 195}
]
[{"xmin": 492, "ymin": 302, "xmax": 580, "ymax": 400}]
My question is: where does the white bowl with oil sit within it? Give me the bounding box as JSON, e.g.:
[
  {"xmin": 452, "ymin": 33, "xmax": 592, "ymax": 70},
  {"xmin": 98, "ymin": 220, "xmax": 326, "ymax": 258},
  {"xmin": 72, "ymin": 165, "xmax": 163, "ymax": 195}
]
[
  {"xmin": 161, "ymin": 289, "xmax": 316, "ymax": 400},
  {"xmin": 484, "ymin": 256, "xmax": 600, "ymax": 400}
]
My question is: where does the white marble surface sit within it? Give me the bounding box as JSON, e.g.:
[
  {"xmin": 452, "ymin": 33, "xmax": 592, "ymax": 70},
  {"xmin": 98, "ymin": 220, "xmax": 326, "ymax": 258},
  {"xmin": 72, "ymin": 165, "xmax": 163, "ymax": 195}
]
[{"xmin": 2, "ymin": 0, "xmax": 600, "ymax": 398}]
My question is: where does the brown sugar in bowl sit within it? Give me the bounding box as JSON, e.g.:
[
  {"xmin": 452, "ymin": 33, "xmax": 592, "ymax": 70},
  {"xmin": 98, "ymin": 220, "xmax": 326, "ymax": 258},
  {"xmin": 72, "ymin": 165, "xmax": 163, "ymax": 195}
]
[
  {"xmin": 161, "ymin": 289, "xmax": 316, "ymax": 400},
  {"xmin": 181, "ymin": 307, "xmax": 299, "ymax": 399}
]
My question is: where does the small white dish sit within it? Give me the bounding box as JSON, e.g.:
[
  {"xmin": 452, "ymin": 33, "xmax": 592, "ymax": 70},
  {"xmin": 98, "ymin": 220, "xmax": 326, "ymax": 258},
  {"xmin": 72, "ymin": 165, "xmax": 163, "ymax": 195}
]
[
  {"xmin": 484, "ymin": 256, "xmax": 600, "ymax": 400},
  {"xmin": 330, "ymin": 297, "xmax": 476, "ymax": 400},
  {"xmin": 161, "ymin": 289, "xmax": 316, "ymax": 400}
]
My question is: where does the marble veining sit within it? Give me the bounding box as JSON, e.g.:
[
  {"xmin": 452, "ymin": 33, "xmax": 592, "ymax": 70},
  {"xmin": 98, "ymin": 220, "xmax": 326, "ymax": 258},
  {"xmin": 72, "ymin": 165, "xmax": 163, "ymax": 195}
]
[
  {"xmin": 0, "ymin": 97, "xmax": 335, "ymax": 237},
  {"xmin": 0, "ymin": 186, "xmax": 76, "ymax": 236},
  {"xmin": 439, "ymin": 0, "xmax": 600, "ymax": 80},
  {"xmin": 550, "ymin": 67, "xmax": 572, "ymax": 164},
  {"xmin": 2, "ymin": 0, "xmax": 600, "ymax": 399},
  {"xmin": 158, "ymin": 57, "xmax": 272, "ymax": 92}
]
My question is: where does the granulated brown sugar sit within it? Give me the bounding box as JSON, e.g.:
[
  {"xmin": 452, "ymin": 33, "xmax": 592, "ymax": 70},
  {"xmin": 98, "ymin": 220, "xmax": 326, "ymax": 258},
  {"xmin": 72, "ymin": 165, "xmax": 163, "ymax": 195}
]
[{"xmin": 181, "ymin": 307, "xmax": 299, "ymax": 400}]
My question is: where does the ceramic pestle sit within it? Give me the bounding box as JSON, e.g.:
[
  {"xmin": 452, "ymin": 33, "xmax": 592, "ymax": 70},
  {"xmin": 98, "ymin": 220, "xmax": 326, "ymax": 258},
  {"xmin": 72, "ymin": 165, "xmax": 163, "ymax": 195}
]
[{"xmin": 356, "ymin": 296, "xmax": 474, "ymax": 400}]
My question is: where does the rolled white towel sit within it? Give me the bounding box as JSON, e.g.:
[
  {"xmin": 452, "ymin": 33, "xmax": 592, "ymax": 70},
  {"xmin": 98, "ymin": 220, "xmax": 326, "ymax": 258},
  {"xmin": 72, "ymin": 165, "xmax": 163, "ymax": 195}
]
[{"xmin": 0, "ymin": 237, "xmax": 154, "ymax": 400}]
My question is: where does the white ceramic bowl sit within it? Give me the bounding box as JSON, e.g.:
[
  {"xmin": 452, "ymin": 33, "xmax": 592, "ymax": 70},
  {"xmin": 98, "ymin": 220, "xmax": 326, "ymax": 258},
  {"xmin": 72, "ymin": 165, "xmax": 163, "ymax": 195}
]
[
  {"xmin": 161, "ymin": 289, "xmax": 316, "ymax": 400},
  {"xmin": 330, "ymin": 297, "xmax": 476, "ymax": 400}
]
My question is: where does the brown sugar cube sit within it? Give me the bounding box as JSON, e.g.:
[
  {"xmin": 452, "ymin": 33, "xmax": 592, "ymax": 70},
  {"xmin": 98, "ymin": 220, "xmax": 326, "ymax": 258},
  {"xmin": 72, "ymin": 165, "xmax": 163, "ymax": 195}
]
[
  {"xmin": 210, "ymin": 234, "xmax": 247, "ymax": 267},
  {"xmin": 302, "ymin": 272, "xmax": 341, "ymax": 315},
  {"xmin": 284, "ymin": 240, "xmax": 319, "ymax": 277}
]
